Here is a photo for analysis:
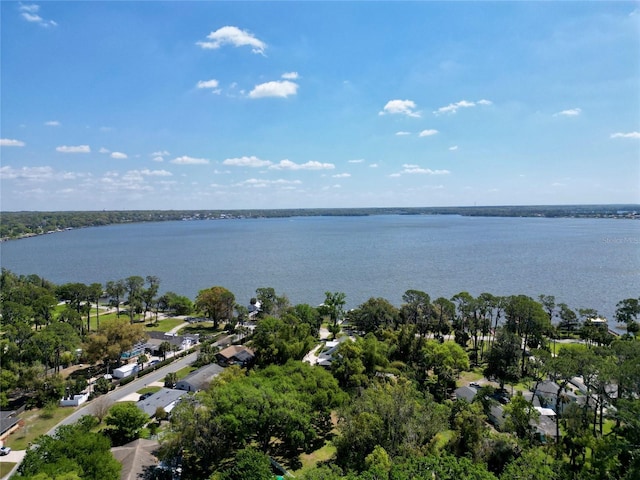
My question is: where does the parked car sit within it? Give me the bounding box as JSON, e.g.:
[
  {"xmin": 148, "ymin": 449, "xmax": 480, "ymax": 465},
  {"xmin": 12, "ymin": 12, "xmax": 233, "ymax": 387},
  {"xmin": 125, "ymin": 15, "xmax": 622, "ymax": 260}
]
[
  {"xmin": 139, "ymin": 392, "xmax": 154, "ymax": 401},
  {"xmin": 0, "ymin": 446, "xmax": 12, "ymax": 456}
]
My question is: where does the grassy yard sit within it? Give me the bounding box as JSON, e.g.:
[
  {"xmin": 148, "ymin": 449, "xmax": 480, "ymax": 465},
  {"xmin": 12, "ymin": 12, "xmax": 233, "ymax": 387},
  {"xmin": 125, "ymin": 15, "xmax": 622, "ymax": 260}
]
[
  {"xmin": 293, "ymin": 442, "xmax": 337, "ymax": 477},
  {"xmin": 145, "ymin": 318, "xmax": 186, "ymax": 333},
  {"xmin": 0, "ymin": 462, "xmax": 17, "ymax": 477},
  {"xmin": 5, "ymin": 406, "xmax": 77, "ymax": 451},
  {"xmin": 175, "ymin": 365, "xmax": 197, "ymax": 380},
  {"xmin": 137, "ymin": 386, "xmax": 163, "ymax": 395}
]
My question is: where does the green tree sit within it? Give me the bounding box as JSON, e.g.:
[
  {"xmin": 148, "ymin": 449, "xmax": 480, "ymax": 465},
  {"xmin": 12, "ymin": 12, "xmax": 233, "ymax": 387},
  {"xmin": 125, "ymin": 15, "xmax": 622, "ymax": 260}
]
[
  {"xmin": 348, "ymin": 297, "xmax": 399, "ymax": 334},
  {"xmin": 105, "ymin": 279, "xmax": 126, "ymax": 316},
  {"xmin": 400, "ymin": 289, "xmax": 433, "ymax": 337},
  {"xmin": 484, "ymin": 330, "xmax": 522, "ymax": 390},
  {"xmin": 420, "ymin": 340, "xmax": 469, "ymax": 401},
  {"xmin": 105, "ymin": 401, "xmax": 149, "ymax": 446},
  {"xmin": 18, "ymin": 416, "xmax": 121, "ymax": 480},
  {"xmin": 84, "ymin": 317, "xmax": 147, "ymax": 367},
  {"xmin": 195, "ymin": 286, "xmax": 235, "ymax": 329},
  {"xmin": 218, "ymin": 447, "xmax": 274, "ymax": 480},
  {"xmin": 320, "ymin": 291, "xmax": 346, "ymax": 327},
  {"xmin": 503, "ymin": 391, "xmax": 540, "ymax": 443},
  {"xmin": 124, "ymin": 276, "xmax": 145, "ymax": 324},
  {"xmin": 615, "ymin": 298, "xmax": 640, "ymax": 338}
]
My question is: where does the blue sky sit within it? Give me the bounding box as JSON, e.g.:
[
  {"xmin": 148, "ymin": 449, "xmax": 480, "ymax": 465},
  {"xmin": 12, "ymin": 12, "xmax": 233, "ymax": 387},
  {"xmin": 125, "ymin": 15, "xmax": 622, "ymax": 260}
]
[{"xmin": 1, "ymin": 1, "xmax": 639, "ymax": 211}]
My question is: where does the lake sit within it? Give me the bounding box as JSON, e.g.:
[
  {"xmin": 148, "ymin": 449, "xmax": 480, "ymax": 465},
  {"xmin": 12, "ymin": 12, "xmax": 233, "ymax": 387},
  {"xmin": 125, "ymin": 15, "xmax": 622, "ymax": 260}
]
[{"xmin": 1, "ymin": 215, "xmax": 638, "ymax": 326}]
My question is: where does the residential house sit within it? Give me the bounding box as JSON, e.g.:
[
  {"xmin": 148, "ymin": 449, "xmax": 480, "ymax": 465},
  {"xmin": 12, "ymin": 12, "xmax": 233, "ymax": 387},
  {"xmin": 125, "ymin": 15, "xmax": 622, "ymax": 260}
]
[
  {"xmin": 216, "ymin": 345, "xmax": 255, "ymax": 367},
  {"xmin": 111, "ymin": 438, "xmax": 160, "ymax": 480},
  {"xmin": 136, "ymin": 388, "xmax": 187, "ymax": 418},
  {"xmin": 0, "ymin": 410, "xmax": 22, "ymax": 442},
  {"xmin": 454, "ymin": 386, "xmax": 478, "ymax": 403},
  {"xmin": 175, "ymin": 363, "xmax": 224, "ymax": 392}
]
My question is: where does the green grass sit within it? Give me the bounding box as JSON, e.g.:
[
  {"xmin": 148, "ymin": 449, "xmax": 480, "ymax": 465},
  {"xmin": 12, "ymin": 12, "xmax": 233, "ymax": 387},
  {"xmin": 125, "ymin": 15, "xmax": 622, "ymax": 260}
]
[
  {"xmin": 175, "ymin": 366, "xmax": 197, "ymax": 380},
  {"xmin": 5, "ymin": 406, "xmax": 76, "ymax": 451},
  {"xmin": 550, "ymin": 341, "xmax": 587, "ymax": 356},
  {"xmin": 0, "ymin": 462, "xmax": 17, "ymax": 477},
  {"xmin": 145, "ymin": 318, "xmax": 186, "ymax": 333},
  {"xmin": 432, "ymin": 429, "xmax": 454, "ymax": 451},
  {"xmin": 293, "ymin": 442, "xmax": 336, "ymax": 476},
  {"xmin": 137, "ymin": 386, "xmax": 162, "ymax": 395}
]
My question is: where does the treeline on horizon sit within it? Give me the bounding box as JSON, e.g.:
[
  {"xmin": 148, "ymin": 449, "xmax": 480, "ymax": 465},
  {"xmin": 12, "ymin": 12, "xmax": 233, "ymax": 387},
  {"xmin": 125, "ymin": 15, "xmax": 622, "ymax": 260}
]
[{"xmin": 1, "ymin": 203, "xmax": 638, "ymax": 240}]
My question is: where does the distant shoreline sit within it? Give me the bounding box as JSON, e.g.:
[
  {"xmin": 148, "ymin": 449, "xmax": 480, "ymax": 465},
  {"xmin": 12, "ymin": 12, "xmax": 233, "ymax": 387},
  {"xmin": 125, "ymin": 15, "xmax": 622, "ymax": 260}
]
[{"xmin": 1, "ymin": 204, "xmax": 638, "ymax": 242}]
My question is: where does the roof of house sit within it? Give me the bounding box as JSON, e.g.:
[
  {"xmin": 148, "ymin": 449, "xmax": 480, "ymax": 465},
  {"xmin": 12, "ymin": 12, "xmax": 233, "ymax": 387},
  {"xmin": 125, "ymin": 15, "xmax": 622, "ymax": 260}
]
[
  {"xmin": 0, "ymin": 411, "xmax": 20, "ymax": 436},
  {"xmin": 217, "ymin": 345, "xmax": 254, "ymax": 360},
  {"xmin": 111, "ymin": 438, "xmax": 159, "ymax": 480},
  {"xmin": 176, "ymin": 363, "xmax": 224, "ymax": 391},
  {"xmin": 136, "ymin": 388, "xmax": 187, "ymax": 417},
  {"xmin": 454, "ymin": 386, "xmax": 478, "ymax": 403}
]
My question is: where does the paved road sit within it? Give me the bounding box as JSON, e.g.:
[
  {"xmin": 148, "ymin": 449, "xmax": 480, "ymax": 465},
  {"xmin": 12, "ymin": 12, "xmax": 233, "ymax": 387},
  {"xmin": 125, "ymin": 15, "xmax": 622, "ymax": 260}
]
[{"xmin": 47, "ymin": 351, "xmax": 198, "ymax": 435}]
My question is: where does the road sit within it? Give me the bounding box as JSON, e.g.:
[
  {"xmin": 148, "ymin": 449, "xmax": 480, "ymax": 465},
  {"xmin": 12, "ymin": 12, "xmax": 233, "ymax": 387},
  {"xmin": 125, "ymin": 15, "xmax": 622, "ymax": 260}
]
[{"xmin": 46, "ymin": 351, "xmax": 198, "ymax": 435}]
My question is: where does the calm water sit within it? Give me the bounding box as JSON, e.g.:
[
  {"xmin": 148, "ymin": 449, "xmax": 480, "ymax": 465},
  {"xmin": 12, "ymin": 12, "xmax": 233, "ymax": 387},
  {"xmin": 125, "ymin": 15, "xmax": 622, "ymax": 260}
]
[{"xmin": 1, "ymin": 215, "xmax": 638, "ymax": 325}]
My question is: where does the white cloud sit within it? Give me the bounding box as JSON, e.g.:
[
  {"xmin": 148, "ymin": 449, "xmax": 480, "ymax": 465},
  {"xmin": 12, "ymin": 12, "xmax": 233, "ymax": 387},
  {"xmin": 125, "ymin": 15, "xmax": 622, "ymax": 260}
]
[
  {"xmin": 152, "ymin": 150, "xmax": 170, "ymax": 157},
  {"xmin": 281, "ymin": 72, "xmax": 299, "ymax": 80},
  {"xmin": 610, "ymin": 131, "xmax": 640, "ymax": 139},
  {"xmin": 99, "ymin": 147, "xmax": 110, "ymax": 154},
  {"xmin": 348, "ymin": 159, "xmax": 365, "ymax": 163},
  {"xmin": 379, "ymin": 99, "xmax": 420, "ymax": 117},
  {"xmin": 196, "ymin": 79, "xmax": 221, "ymax": 94},
  {"xmin": 196, "ymin": 26, "xmax": 266, "ymax": 54},
  {"xmin": 449, "ymin": 145, "xmax": 459, "ymax": 151},
  {"xmin": 138, "ymin": 169, "xmax": 173, "ymax": 177},
  {"xmin": 398, "ymin": 164, "xmax": 450, "ymax": 175},
  {"xmin": 19, "ymin": 4, "xmax": 56, "ymax": 27},
  {"xmin": 269, "ymin": 159, "xmax": 335, "ymax": 170},
  {"xmin": 56, "ymin": 145, "xmax": 90, "ymax": 153},
  {"xmin": 555, "ymin": 108, "xmax": 581, "ymax": 117},
  {"xmin": 223, "ymin": 156, "xmax": 273, "ymax": 167},
  {"xmin": 153, "ymin": 156, "xmax": 164, "ymax": 162},
  {"xmin": 0, "ymin": 165, "xmax": 53, "ymax": 180},
  {"xmin": 44, "ymin": 120, "xmax": 60, "ymax": 126},
  {"xmin": 1, "ymin": 138, "xmax": 26, "ymax": 147},
  {"xmin": 249, "ymin": 80, "xmax": 298, "ymax": 98},
  {"xmin": 19, "ymin": 4, "xmax": 40, "ymax": 13},
  {"xmin": 238, "ymin": 178, "xmax": 302, "ymax": 188},
  {"xmin": 419, "ymin": 129, "xmax": 439, "ymax": 137},
  {"xmin": 332, "ymin": 173, "xmax": 351, "ymax": 178},
  {"xmin": 434, "ymin": 99, "xmax": 492, "ymax": 115},
  {"xmin": 111, "ymin": 152, "xmax": 128, "ymax": 159},
  {"xmin": 395, "ymin": 131, "xmax": 411, "ymax": 136},
  {"xmin": 369, "ymin": 163, "xmax": 379, "ymax": 168},
  {"xmin": 171, "ymin": 155, "xmax": 210, "ymax": 165}
]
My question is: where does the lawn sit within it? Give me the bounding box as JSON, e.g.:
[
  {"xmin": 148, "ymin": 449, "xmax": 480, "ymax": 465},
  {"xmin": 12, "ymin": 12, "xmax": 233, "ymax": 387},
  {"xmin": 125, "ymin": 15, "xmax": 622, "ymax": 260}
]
[
  {"xmin": 293, "ymin": 442, "xmax": 337, "ymax": 476},
  {"xmin": 175, "ymin": 365, "xmax": 197, "ymax": 380},
  {"xmin": 145, "ymin": 318, "xmax": 186, "ymax": 333},
  {"xmin": 137, "ymin": 386, "xmax": 163, "ymax": 395},
  {"xmin": 5, "ymin": 406, "xmax": 76, "ymax": 451},
  {"xmin": 0, "ymin": 462, "xmax": 17, "ymax": 477}
]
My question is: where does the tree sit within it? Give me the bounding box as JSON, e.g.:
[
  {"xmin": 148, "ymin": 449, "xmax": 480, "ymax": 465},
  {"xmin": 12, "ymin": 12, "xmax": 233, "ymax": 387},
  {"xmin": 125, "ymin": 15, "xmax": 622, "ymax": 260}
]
[
  {"xmin": 124, "ymin": 276, "xmax": 145, "ymax": 323},
  {"xmin": 503, "ymin": 391, "xmax": 539, "ymax": 443},
  {"xmin": 335, "ymin": 380, "xmax": 448, "ymax": 471},
  {"xmin": 164, "ymin": 372, "xmax": 177, "ymax": 388},
  {"xmin": 18, "ymin": 417, "xmax": 121, "ymax": 480},
  {"xmin": 195, "ymin": 286, "xmax": 235, "ymax": 329},
  {"xmin": 320, "ymin": 291, "xmax": 346, "ymax": 327},
  {"xmin": 105, "ymin": 402, "xmax": 149, "ymax": 446},
  {"xmin": 158, "ymin": 341, "xmax": 172, "ymax": 361},
  {"xmin": 87, "ymin": 282, "xmax": 103, "ymax": 332},
  {"xmin": 84, "ymin": 317, "xmax": 147, "ymax": 367},
  {"xmin": 400, "ymin": 289, "xmax": 433, "ymax": 337},
  {"xmin": 347, "ymin": 297, "xmax": 399, "ymax": 334},
  {"xmin": 420, "ymin": 340, "xmax": 469, "ymax": 400},
  {"xmin": 142, "ymin": 275, "xmax": 160, "ymax": 321},
  {"xmin": 137, "ymin": 353, "xmax": 149, "ymax": 370},
  {"xmin": 219, "ymin": 447, "xmax": 274, "ymax": 480},
  {"xmin": 105, "ymin": 279, "xmax": 126, "ymax": 316},
  {"xmin": 484, "ymin": 330, "xmax": 522, "ymax": 390},
  {"xmin": 448, "ymin": 400, "xmax": 488, "ymax": 461},
  {"xmin": 615, "ymin": 298, "xmax": 640, "ymax": 338}
]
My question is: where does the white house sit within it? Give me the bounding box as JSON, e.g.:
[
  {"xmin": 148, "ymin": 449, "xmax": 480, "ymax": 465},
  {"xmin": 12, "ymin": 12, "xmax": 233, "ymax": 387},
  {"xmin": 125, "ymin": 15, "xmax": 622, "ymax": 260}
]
[{"xmin": 113, "ymin": 363, "xmax": 139, "ymax": 379}]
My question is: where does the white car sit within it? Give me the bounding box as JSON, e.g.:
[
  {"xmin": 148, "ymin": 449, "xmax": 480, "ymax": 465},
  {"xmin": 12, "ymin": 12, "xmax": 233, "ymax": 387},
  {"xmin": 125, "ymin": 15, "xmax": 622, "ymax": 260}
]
[{"xmin": 0, "ymin": 446, "xmax": 11, "ymax": 456}]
